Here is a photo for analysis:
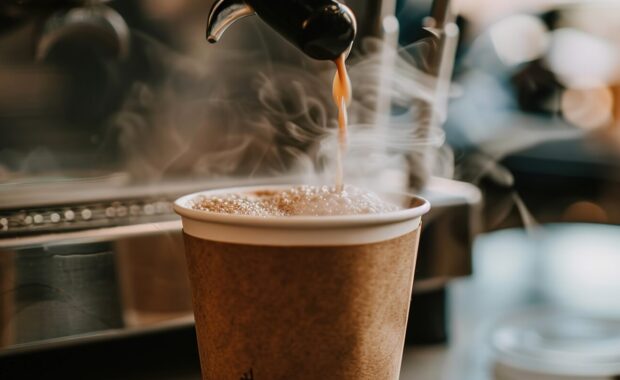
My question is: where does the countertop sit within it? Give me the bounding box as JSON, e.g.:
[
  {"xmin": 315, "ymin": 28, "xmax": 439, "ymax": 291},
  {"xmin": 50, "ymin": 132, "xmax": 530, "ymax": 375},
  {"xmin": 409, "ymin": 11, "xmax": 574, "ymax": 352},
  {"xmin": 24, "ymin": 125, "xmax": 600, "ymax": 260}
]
[{"xmin": 0, "ymin": 325, "xmax": 448, "ymax": 380}]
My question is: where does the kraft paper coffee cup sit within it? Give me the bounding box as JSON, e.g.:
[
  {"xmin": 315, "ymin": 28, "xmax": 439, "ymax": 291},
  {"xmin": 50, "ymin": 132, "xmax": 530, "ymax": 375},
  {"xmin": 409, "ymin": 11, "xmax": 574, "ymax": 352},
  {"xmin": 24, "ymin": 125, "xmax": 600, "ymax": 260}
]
[
  {"xmin": 174, "ymin": 185, "xmax": 430, "ymax": 380},
  {"xmin": 0, "ymin": 252, "xmax": 14, "ymax": 347}
]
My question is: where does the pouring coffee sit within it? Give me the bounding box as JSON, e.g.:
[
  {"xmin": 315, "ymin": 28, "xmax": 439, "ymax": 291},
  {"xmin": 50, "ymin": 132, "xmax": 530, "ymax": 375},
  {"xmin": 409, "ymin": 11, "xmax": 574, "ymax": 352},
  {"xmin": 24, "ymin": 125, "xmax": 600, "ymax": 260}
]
[{"xmin": 207, "ymin": 0, "xmax": 355, "ymax": 189}]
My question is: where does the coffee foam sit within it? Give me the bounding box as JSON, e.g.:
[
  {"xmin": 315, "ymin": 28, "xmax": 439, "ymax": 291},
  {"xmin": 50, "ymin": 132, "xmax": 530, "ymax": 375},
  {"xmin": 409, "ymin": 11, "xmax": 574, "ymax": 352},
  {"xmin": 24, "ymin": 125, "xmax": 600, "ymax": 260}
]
[{"xmin": 190, "ymin": 185, "xmax": 400, "ymax": 217}]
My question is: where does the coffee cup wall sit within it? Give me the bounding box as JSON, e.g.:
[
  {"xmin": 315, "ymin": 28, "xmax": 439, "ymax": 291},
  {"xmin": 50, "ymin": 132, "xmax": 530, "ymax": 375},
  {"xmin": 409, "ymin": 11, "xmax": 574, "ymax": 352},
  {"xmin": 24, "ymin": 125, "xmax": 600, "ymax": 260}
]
[{"xmin": 175, "ymin": 185, "xmax": 430, "ymax": 380}]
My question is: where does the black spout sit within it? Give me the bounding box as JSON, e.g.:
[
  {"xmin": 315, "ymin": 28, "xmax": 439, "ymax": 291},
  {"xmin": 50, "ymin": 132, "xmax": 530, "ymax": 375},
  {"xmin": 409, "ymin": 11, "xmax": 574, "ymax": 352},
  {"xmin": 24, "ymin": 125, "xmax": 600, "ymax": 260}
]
[{"xmin": 207, "ymin": 0, "xmax": 356, "ymax": 61}]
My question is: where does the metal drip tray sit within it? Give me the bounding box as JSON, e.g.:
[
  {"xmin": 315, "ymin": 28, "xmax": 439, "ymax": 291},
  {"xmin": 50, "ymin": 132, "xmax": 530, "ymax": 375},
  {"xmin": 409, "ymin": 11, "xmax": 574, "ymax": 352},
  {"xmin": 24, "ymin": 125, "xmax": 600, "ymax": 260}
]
[{"xmin": 0, "ymin": 220, "xmax": 192, "ymax": 354}]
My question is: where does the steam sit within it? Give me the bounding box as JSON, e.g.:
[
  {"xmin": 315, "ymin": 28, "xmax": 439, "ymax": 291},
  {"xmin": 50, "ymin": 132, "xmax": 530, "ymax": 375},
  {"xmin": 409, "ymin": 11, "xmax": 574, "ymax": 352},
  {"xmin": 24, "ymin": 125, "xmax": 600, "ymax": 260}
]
[{"xmin": 108, "ymin": 32, "xmax": 448, "ymax": 192}]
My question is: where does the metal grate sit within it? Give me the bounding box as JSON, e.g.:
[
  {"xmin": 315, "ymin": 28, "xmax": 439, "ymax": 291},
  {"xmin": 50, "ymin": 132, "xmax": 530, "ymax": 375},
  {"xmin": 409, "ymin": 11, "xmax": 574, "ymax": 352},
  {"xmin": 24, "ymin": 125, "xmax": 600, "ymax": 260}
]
[{"xmin": 0, "ymin": 197, "xmax": 176, "ymax": 236}]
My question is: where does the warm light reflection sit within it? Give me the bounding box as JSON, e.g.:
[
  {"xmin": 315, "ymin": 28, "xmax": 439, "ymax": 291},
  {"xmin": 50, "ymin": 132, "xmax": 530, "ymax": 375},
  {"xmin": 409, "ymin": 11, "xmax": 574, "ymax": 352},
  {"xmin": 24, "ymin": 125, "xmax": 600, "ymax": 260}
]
[
  {"xmin": 547, "ymin": 28, "xmax": 620, "ymax": 88},
  {"xmin": 562, "ymin": 201, "xmax": 609, "ymax": 223},
  {"xmin": 489, "ymin": 14, "xmax": 549, "ymax": 66},
  {"xmin": 561, "ymin": 86, "xmax": 614, "ymax": 130}
]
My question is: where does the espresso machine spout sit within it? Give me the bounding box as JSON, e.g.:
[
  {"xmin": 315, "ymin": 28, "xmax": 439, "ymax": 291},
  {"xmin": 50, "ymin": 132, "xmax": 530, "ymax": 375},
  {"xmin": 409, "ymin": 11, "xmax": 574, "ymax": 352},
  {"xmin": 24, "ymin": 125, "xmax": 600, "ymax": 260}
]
[
  {"xmin": 206, "ymin": 0, "xmax": 357, "ymax": 60},
  {"xmin": 206, "ymin": 0, "xmax": 255, "ymax": 43}
]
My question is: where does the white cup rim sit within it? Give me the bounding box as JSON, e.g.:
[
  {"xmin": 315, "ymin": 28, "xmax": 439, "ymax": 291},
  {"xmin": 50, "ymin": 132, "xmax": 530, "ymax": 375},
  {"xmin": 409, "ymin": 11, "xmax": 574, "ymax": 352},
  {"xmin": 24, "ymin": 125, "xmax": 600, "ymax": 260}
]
[{"xmin": 174, "ymin": 184, "xmax": 430, "ymax": 229}]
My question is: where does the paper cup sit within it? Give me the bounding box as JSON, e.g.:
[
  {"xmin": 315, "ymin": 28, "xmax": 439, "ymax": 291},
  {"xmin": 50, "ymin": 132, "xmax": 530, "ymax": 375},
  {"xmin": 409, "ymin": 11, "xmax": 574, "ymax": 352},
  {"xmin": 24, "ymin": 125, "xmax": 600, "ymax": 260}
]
[{"xmin": 175, "ymin": 185, "xmax": 430, "ymax": 380}]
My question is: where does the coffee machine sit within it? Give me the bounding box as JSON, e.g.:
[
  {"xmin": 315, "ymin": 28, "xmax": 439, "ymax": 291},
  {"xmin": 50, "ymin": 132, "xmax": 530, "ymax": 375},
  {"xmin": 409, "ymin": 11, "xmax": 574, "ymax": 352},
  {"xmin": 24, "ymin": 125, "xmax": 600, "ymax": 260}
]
[{"xmin": 0, "ymin": 0, "xmax": 477, "ymax": 355}]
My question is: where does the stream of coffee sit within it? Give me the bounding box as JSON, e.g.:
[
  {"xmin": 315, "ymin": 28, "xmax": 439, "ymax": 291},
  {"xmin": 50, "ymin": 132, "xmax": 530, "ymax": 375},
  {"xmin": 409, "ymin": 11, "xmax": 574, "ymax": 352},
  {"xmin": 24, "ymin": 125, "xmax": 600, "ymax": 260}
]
[{"xmin": 332, "ymin": 54, "xmax": 352, "ymax": 192}]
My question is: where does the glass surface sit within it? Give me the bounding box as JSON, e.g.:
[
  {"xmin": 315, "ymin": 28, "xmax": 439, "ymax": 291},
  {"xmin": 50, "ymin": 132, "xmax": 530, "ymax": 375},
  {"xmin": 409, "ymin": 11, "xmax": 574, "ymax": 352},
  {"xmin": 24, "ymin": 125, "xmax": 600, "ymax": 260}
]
[
  {"xmin": 447, "ymin": 223, "xmax": 620, "ymax": 380},
  {"xmin": 492, "ymin": 308, "xmax": 620, "ymax": 377}
]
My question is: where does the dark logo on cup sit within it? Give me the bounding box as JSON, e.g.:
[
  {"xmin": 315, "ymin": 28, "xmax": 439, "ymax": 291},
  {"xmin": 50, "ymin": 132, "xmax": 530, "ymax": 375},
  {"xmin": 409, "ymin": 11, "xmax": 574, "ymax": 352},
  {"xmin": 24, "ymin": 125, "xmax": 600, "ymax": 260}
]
[{"xmin": 241, "ymin": 369, "xmax": 254, "ymax": 380}]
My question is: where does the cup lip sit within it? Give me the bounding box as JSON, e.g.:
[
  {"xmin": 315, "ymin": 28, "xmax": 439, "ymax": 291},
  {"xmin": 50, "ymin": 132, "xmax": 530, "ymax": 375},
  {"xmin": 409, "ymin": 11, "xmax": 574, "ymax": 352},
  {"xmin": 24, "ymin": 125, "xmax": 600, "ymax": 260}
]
[{"xmin": 174, "ymin": 184, "xmax": 430, "ymax": 229}]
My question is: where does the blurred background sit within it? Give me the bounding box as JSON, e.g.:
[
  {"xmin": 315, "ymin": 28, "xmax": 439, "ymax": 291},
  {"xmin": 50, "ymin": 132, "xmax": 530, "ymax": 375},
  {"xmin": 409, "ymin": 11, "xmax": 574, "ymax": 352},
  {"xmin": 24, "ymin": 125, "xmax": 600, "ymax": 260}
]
[{"xmin": 1, "ymin": 0, "xmax": 620, "ymax": 379}]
